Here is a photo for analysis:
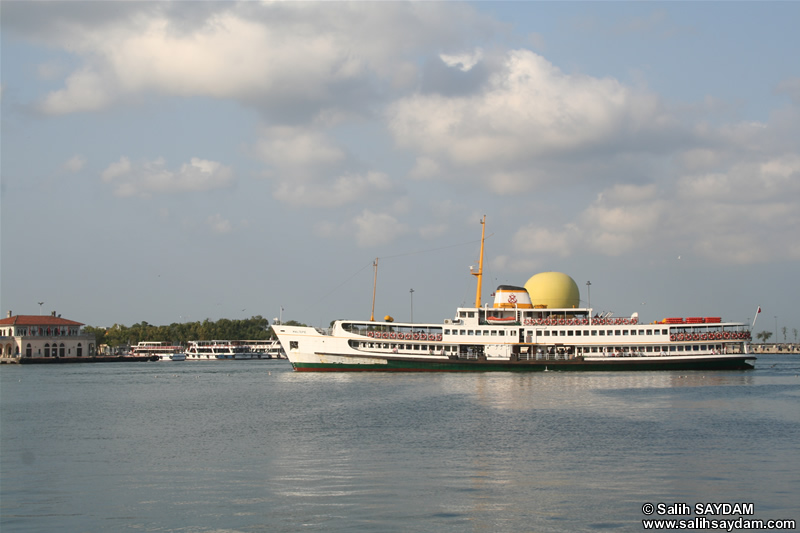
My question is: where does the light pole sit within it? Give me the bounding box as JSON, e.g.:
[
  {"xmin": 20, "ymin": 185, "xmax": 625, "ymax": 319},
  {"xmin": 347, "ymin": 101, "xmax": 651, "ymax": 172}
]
[
  {"xmin": 775, "ymin": 316, "xmax": 778, "ymax": 344},
  {"xmin": 410, "ymin": 288, "xmax": 414, "ymax": 323},
  {"xmin": 586, "ymin": 281, "xmax": 591, "ymax": 309}
]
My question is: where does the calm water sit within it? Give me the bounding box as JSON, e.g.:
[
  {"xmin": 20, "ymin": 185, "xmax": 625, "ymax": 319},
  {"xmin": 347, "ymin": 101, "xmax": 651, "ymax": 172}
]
[{"xmin": 2, "ymin": 355, "xmax": 799, "ymax": 532}]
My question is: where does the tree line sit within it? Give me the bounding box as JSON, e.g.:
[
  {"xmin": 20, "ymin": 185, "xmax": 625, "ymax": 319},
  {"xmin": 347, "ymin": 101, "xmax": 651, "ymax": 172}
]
[
  {"xmin": 84, "ymin": 316, "xmax": 307, "ymax": 348},
  {"xmin": 756, "ymin": 327, "xmax": 798, "ymax": 343}
]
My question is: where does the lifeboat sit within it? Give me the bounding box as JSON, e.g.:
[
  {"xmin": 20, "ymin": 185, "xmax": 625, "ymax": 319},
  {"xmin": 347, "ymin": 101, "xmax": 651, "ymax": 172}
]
[{"xmin": 486, "ymin": 315, "xmax": 517, "ymax": 325}]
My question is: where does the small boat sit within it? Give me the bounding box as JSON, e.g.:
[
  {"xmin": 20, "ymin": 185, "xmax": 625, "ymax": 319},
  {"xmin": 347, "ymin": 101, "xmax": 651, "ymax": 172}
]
[
  {"xmin": 485, "ymin": 315, "xmax": 517, "ymax": 325},
  {"xmin": 272, "ymin": 216, "xmax": 756, "ymax": 372}
]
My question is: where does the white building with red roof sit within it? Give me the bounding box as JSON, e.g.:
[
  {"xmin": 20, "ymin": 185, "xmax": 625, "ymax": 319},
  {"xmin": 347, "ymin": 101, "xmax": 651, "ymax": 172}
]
[{"xmin": 0, "ymin": 311, "xmax": 96, "ymax": 361}]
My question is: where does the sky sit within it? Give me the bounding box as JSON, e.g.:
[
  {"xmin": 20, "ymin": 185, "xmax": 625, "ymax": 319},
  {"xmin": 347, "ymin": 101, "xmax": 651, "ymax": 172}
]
[{"xmin": 2, "ymin": 1, "xmax": 799, "ymax": 339}]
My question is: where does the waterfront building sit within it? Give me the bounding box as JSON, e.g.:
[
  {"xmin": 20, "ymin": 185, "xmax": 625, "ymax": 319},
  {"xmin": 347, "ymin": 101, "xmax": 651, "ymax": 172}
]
[{"xmin": 0, "ymin": 311, "xmax": 96, "ymax": 361}]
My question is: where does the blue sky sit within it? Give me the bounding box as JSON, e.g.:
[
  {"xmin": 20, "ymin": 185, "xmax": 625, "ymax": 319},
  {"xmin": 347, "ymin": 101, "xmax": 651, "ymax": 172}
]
[{"xmin": 2, "ymin": 1, "xmax": 798, "ymax": 339}]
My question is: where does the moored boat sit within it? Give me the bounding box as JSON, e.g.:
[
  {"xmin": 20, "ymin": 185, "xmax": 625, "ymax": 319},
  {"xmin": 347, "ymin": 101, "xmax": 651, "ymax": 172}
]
[
  {"xmin": 132, "ymin": 341, "xmax": 185, "ymax": 361},
  {"xmin": 184, "ymin": 340, "xmax": 272, "ymax": 360},
  {"xmin": 272, "ymin": 217, "xmax": 756, "ymax": 372}
]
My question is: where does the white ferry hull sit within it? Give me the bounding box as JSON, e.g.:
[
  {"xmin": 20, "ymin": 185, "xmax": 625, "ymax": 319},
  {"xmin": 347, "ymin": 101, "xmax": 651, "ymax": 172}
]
[{"xmin": 273, "ymin": 324, "xmax": 755, "ymax": 373}]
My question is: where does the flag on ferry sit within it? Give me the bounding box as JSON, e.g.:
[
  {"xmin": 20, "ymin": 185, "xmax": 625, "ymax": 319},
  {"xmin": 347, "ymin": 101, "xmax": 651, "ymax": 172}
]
[{"xmin": 757, "ymin": 306, "xmax": 762, "ymax": 314}]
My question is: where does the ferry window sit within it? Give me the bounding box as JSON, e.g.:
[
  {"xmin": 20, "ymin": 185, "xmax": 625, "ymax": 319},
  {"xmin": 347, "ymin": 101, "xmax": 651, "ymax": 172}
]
[
  {"xmin": 630, "ymin": 330, "xmax": 637, "ymax": 335},
  {"xmin": 622, "ymin": 330, "xmax": 628, "ymax": 335},
  {"xmin": 615, "ymin": 330, "xmax": 621, "ymax": 335},
  {"xmin": 444, "ymin": 329, "xmax": 450, "ymax": 335},
  {"xmin": 544, "ymin": 331, "xmax": 550, "ymax": 336},
  {"xmin": 607, "ymin": 330, "xmax": 613, "ymax": 335},
  {"xmin": 599, "ymin": 330, "xmax": 605, "ymax": 336},
  {"xmin": 467, "ymin": 312, "xmax": 475, "ymax": 318},
  {"xmin": 646, "ymin": 329, "xmax": 653, "ymax": 335},
  {"xmin": 559, "ymin": 331, "xmax": 565, "ymax": 336},
  {"xmin": 498, "ymin": 330, "xmax": 504, "ymax": 336},
  {"xmin": 290, "ymin": 341, "xmax": 298, "ymax": 349},
  {"xmin": 591, "ymin": 330, "xmax": 597, "ymax": 336},
  {"xmin": 475, "ymin": 331, "xmax": 482, "ymax": 336},
  {"xmin": 491, "ymin": 330, "xmax": 497, "ymax": 336},
  {"xmin": 575, "ymin": 331, "xmax": 581, "ymax": 336},
  {"xmin": 460, "ymin": 330, "xmax": 465, "ymax": 335},
  {"xmin": 670, "ymin": 346, "xmax": 677, "ymax": 352},
  {"xmin": 646, "ymin": 346, "xmax": 653, "ymax": 352},
  {"xmin": 638, "ymin": 330, "xmax": 645, "ymax": 335},
  {"xmin": 568, "ymin": 331, "xmax": 574, "ymax": 336},
  {"xmin": 468, "ymin": 330, "xmax": 474, "ymax": 336}
]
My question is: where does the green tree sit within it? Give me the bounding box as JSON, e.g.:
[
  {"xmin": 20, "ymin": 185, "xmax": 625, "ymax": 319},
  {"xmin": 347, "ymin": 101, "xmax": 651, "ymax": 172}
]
[
  {"xmin": 756, "ymin": 331, "xmax": 773, "ymax": 343},
  {"xmin": 87, "ymin": 315, "xmax": 280, "ymax": 347}
]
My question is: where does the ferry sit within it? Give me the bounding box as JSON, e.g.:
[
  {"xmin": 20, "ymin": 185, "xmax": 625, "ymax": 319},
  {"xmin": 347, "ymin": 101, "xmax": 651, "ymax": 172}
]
[
  {"xmin": 184, "ymin": 340, "xmax": 273, "ymax": 360},
  {"xmin": 132, "ymin": 341, "xmax": 186, "ymax": 361},
  {"xmin": 272, "ymin": 217, "xmax": 756, "ymax": 372},
  {"xmin": 239, "ymin": 339, "xmax": 286, "ymax": 359}
]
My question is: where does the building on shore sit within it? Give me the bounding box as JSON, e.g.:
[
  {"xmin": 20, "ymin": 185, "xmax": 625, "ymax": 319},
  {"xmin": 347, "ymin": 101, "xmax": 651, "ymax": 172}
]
[{"xmin": 0, "ymin": 311, "xmax": 96, "ymax": 361}]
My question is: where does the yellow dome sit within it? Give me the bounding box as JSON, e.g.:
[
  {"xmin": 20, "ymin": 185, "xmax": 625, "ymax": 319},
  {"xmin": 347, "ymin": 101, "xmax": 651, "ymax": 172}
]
[{"xmin": 524, "ymin": 272, "xmax": 580, "ymax": 309}]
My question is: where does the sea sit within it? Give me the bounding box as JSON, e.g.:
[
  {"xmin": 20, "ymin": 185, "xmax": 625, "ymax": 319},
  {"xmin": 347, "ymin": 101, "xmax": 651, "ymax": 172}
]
[{"xmin": 1, "ymin": 355, "xmax": 799, "ymax": 533}]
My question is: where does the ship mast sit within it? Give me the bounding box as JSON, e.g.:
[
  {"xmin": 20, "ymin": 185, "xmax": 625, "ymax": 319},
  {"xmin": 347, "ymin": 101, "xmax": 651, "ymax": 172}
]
[
  {"xmin": 370, "ymin": 257, "xmax": 378, "ymax": 321},
  {"xmin": 471, "ymin": 215, "xmax": 486, "ymax": 308}
]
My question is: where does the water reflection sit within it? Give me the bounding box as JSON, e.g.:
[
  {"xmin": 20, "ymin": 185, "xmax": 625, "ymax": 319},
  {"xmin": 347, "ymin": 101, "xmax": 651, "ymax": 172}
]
[{"xmin": 2, "ymin": 358, "xmax": 798, "ymax": 532}]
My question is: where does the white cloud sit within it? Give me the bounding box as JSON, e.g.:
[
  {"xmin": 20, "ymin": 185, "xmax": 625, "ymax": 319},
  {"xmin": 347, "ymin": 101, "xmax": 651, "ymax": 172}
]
[
  {"xmin": 513, "ymin": 183, "xmax": 666, "ymax": 259},
  {"xmin": 387, "ymin": 49, "xmax": 675, "ymax": 192},
  {"xmin": 62, "ymin": 154, "xmax": 87, "ymax": 173},
  {"xmin": 101, "ymin": 156, "xmax": 131, "ymax": 182},
  {"xmin": 440, "ymin": 48, "xmax": 484, "ymax": 72},
  {"xmin": 255, "ymin": 126, "xmax": 346, "ymax": 175},
  {"xmin": 274, "ymin": 171, "xmax": 394, "ymax": 208},
  {"xmin": 513, "ymin": 226, "xmax": 577, "ymax": 258},
  {"xmin": 40, "ymin": 67, "xmax": 114, "ymax": 115},
  {"xmin": 354, "ymin": 210, "xmax": 410, "ymax": 247},
  {"xmin": 253, "ymin": 125, "xmax": 397, "ymax": 208},
  {"xmin": 28, "ymin": 3, "xmax": 496, "ymax": 119},
  {"xmin": 580, "ymin": 185, "xmax": 666, "ymax": 256},
  {"xmin": 101, "ymin": 156, "xmax": 234, "ymax": 198},
  {"xmin": 507, "ymin": 151, "xmax": 800, "ymax": 265},
  {"xmin": 776, "ymin": 77, "xmax": 800, "ymax": 105},
  {"xmin": 409, "ymin": 156, "xmax": 441, "ymax": 180},
  {"xmin": 207, "ymin": 214, "xmax": 233, "ymax": 235}
]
